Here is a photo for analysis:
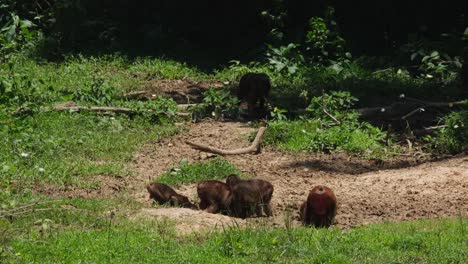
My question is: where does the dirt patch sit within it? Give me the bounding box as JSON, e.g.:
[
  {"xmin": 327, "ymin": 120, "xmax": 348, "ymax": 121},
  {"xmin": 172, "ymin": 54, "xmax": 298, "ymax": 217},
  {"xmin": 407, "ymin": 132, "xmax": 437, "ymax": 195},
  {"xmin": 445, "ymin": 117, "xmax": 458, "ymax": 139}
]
[
  {"xmin": 140, "ymin": 79, "xmax": 225, "ymax": 104},
  {"xmin": 134, "ymin": 208, "xmax": 246, "ymax": 235},
  {"xmin": 35, "ymin": 175, "xmax": 126, "ymax": 199},
  {"xmin": 129, "ymin": 121, "xmax": 468, "ymax": 232}
]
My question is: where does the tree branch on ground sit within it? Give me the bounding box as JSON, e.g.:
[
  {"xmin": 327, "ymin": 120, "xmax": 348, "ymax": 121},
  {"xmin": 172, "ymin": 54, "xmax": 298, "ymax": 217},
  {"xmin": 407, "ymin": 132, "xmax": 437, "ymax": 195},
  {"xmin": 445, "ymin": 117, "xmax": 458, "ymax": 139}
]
[{"xmin": 185, "ymin": 126, "xmax": 267, "ymax": 155}]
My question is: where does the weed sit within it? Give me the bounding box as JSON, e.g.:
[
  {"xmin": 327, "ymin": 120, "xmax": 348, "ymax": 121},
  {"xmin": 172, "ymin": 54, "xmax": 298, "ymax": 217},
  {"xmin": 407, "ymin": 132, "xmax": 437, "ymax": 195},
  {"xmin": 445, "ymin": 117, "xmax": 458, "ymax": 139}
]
[{"xmin": 191, "ymin": 88, "xmax": 240, "ymax": 121}]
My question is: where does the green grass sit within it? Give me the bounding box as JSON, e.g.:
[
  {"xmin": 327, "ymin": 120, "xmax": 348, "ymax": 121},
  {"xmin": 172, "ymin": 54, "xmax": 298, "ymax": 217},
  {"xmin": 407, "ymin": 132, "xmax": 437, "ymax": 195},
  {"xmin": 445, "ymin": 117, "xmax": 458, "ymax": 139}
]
[
  {"xmin": 0, "ymin": 112, "xmax": 179, "ymax": 185},
  {"xmin": 264, "ymin": 119, "xmax": 394, "ymax": 158},
  {"xmin": 4, "ymin": 218, "xmax": 466, "ymax": 263},
  {"xmin": 156, "ymin": 157, "xmax": 242, "ymax": 186},
  {"xmin": 0, "ymin": 55, "xmax": 210, "ymax": 97}
]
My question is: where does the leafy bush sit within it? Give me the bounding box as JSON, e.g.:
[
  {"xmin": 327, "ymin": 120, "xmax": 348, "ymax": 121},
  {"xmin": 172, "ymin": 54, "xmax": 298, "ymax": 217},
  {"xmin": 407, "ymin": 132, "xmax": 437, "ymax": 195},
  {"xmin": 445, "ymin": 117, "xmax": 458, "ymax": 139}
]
[
  {"xmin": 156, "ymin": 157, "xmax": 242, "ymax": 186},
  {"xmin": 0, "ymin": 13, "xmax": 43, "ymax": 60},
  {"xmin": 266, "ymin": 43, "xmax": 304, "ymax": 75},
  {"xmin": 425, "ymin": 110, "xmax": 468, "ymax": 154},
  {"xmin": 0, "ymin": 61, "xmax": 58, "ymax": 112},
  {"xmin": 305, "ymin": 90, "xmax": 358, "ymax": 120},
  {"xmin": 399, "ymin": 29, "xmax": 466, "ymax": 83},
  {"xmin": 265, "ymin": 91, "xmax": 391, "ymax": 157},
  {"xmin": 191, "ymin": 88, "xmax": 240, "ymax": 121}
]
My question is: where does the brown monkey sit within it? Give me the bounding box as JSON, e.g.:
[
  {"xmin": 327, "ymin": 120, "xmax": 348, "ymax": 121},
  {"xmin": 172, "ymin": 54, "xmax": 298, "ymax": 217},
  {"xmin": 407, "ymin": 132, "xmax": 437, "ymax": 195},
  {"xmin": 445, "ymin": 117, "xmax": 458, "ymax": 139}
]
[
  {"xmin": 299, "ymin": 185, "xmax": 337, "ymax": 228},
  {"xmin": 237, "ymin": 73, "xmax": 271, "ymax": 116},
  {"xmin": 146, "ymin": 182, "xmax": 197, "ymax": 209},
  {"xmin": 197, "ymin": 180, "xmax": 233, "ymax": 214},
  {"xmin": 226, "ymin": 174, "xmax": 274, "ymax": 218}
]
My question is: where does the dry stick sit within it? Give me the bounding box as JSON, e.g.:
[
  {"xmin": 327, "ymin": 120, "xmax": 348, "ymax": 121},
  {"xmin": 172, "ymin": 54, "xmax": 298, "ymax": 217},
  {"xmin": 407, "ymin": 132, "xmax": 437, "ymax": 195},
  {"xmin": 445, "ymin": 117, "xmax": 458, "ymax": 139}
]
[
  {"xmin": 401, "ymin": 107, "xmax": 425, "ymax": 120},
  {"xmin": 404, "ymin": 97, "xmax": 467, "ymax": 107},
  {"xmin": 122, "ymin": 90, "xmax": 147, "ymax": 98},
  {"xmin": 1, "ymin": 208, "xmax": 84, "ymax": 218},
  {"xmin": 185, "ymin": 126, "xmax": 267, "ymax": 155},
  {"xmin": 322, "ymin": 89, "xmax": 341, "ymax": 125},
  {"xmin": 50, "ymin": 103, "xmax": 191, "ymax": 117}
]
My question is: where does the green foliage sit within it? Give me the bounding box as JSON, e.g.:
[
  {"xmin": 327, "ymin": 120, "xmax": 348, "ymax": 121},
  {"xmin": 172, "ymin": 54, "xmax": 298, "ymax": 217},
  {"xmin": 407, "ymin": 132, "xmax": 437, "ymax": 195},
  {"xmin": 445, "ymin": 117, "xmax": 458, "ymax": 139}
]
[
  {"xmin": 156, "ymin": 158, "xmax": 242, "ymax": 186},
  {"xmin": 5, "ymin": 218, "xmax": 467, "ymax": 263},
  {"xmin": 191, "ymin": 88, "xmax": 240, "ymax": 121},
  {"xmin": 270, "ymin": 107, "xmax": 288, "ymax": 121},
  {"xmin": 0, "ymin": 61, "xmax": 58, "ymax": 112},
  {"xmin": 306, "ymin": 90, "xmax": 358, "ymax": 120},
  {"xmin": 127, "ymin": 97, "xmax": 180, "ymax": 124},
  {"xmin": 400, "ymin": 29, "xmax": 466, "ymax": 83},
  {"xmin": 304, "ymin": 7, "xmax": 347, "ymax": 64},
  {"xmin": 425, "ymin": 110, "xmax": 468, "ymax": 154},
  {"xmin": 73, "ymin": 75, "xmax": 117, "ymax": 106},
  {"xmin": 265, "ymin": 91, "xmax": 390, "ymax": 157},
  {"xmin": 0, "ymin": 13, "xmax": 43, "ymax": 60},
  {"xmin": 266, "ymin": 43, "xmax": 304, "ymax": 75}
]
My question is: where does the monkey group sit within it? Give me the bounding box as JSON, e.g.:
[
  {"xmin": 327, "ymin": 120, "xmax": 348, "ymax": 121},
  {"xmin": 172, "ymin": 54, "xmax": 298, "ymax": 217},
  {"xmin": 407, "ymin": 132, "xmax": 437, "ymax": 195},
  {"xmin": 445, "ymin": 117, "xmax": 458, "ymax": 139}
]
[
  {"xmin": 147, "ymin": 175, "xmax": 337, "ymax": 228},
  {"xmin": 147, "ymin": 72, "xmax": 337, "ymax": 228}
]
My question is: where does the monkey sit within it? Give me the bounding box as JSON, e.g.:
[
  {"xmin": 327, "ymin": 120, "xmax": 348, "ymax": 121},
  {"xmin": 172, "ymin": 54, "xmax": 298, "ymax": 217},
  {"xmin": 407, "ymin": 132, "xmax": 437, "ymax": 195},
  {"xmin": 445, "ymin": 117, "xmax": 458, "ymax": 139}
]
[
  {"xmin": 146, "ymin": 182, "xmax": 197, "ymax": 209},
  {"xmin": 197, "ymin": 180, "xmax": 233, "ymax": 214},
  {"xmin": 299, "ymin": 185, "xmax": 337, "ymax": 228},
  {"xmin": 237, "ymin": 72, "xmax": 271, "ymax": 117},
  {"xmin": 225, "ymin": 174, "xmax": 274, "ymax": 218}
]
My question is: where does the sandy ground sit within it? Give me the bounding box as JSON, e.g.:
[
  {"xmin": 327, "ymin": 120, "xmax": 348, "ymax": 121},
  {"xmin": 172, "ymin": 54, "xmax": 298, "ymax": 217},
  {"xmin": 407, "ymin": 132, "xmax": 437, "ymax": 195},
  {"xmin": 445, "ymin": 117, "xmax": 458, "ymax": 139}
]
[{"xmin": 126, "ymin": 121, "xmax": 468, "ymax": 233}]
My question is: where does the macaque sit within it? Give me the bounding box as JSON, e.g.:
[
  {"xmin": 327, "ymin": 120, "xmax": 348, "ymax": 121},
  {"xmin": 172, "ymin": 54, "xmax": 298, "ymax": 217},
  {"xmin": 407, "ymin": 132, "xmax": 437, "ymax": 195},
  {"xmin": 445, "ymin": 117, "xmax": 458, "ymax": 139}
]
[
  {"xmin": 226, "ymin": 174, "xmax": 274, "ymax": 218},
  {"xmin": 197, "ymin": 180, "xmax": 233, "ymax": 214},
  {"xmin": 147, "ymin": 182, "xmax": 197, "ymax": 209},
  {"xmin": 299, "ymin": 185, "xmax": 337, "ymax": 228},
  {"xmin": 237, "ymin": 73, "xmax": 271, "ymax": 116}
]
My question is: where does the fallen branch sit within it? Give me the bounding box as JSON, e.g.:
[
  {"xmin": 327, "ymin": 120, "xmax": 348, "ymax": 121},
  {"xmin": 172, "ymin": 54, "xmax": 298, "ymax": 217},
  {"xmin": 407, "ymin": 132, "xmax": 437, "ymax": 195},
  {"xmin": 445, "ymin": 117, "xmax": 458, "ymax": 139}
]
[
  {"xmin": 34, "ymin": 101, "xmax": 191, "ymax": 118},
  {"xmin": 122, "ymin": 90, "xmax": 147, "ymax": 98},
  {"xmin": 401, "ymin": 107, "xmax": 425, "ymax": 120},
  {"xmin": 185, "ymin": 126, "xmax": 267, "ymax": 155},
  {"xmin": 411, "ymin": 125, "xmax": 448, "ymax": 136}
]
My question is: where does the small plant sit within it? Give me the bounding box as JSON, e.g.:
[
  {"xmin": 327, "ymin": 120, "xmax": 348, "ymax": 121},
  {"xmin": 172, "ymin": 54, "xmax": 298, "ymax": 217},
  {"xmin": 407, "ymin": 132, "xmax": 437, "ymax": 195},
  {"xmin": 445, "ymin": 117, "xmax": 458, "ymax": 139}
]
[
  {"xmin": 191, "ymin": 88, "xmax": 240, "ymax": 121},
  {"xmin": 73, "ymin": 75, "xmax": 117, "ymax": 105},
  {"xmin": 270, "ymin": 107, "xmax": 288, "ymax": 121},
  {"xmin": 156, "ymin": 157, "xmax": 242, "ymax": 186}
]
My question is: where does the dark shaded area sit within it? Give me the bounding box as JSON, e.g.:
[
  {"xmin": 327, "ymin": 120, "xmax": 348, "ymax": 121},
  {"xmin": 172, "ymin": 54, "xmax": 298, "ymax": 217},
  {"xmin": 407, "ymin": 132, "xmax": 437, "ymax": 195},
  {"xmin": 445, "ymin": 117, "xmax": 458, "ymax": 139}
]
[{"xmin": 3, "ymin": 1, "xmax": 466, "ymax": 67}]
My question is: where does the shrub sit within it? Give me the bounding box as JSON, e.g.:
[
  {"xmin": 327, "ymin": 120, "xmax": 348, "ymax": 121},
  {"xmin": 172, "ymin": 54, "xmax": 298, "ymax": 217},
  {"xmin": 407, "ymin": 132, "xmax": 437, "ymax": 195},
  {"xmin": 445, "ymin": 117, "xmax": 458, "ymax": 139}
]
[{"xmin": 425, "ymin": 110, "xmax": 468, "ymax": 154}]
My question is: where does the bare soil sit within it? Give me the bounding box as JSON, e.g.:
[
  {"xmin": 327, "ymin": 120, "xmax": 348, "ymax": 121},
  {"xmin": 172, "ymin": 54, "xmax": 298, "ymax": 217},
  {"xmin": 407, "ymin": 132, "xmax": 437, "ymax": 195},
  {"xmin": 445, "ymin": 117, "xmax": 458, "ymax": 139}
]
[{"xmin": 129, "ymin": 121, "xmax": 468, "ymax": 233}]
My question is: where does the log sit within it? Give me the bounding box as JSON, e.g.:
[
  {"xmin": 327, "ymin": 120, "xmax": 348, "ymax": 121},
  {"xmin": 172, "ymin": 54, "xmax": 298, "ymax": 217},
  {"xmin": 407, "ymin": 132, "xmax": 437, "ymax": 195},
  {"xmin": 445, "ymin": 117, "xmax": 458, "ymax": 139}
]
[
  {"xmin": 13, "ymin": 101, "xmax": 192, "ymax": 119},
  {"xmin": 185, "ymin": 126, "xmax": 267, "ymax": 155}
]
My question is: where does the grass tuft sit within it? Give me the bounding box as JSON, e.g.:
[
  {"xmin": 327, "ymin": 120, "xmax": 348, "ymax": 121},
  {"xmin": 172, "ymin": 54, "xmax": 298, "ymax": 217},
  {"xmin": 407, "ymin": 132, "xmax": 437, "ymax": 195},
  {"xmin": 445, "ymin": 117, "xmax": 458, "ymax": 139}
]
[{"xmin": 156, "ymin": 157, "xmax": 242, "ymax": 186}]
